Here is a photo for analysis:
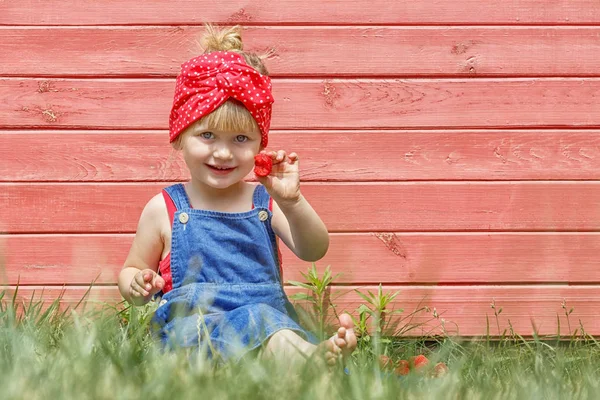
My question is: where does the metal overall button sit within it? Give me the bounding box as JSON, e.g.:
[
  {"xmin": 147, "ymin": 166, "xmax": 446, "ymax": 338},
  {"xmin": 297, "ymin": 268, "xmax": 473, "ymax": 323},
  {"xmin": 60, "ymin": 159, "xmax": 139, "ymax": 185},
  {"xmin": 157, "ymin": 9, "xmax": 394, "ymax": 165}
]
[
  {"xmin": 258, "ymin": 210, "xmax": 268, "ymax": 222},
  {"xmin": 179, "ymin": 212, "xmax": 189, "ymax": 224}
]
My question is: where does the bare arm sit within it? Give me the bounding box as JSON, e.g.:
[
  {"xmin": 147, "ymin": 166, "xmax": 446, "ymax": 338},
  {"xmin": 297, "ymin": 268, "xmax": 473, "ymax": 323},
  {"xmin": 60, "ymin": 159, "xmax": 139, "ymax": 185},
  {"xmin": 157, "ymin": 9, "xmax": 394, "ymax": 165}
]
[
  {"xmin": 118, "ymin": 194, "xmax": 168, "ymax": 305},
  {"xmin": 256, "ymin": 149, "xmax": 330, "ymax": 262},
  {"xmin": 271, "ymin": 194, "xmax": 330, "ymax": 262}
]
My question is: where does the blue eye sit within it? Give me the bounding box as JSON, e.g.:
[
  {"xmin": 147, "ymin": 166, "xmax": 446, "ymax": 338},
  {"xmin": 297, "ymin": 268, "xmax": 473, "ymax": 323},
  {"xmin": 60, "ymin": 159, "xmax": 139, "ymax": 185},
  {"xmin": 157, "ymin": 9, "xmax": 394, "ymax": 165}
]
[
  {"xmin": 235, "ymin": 135, "xmax": 248, "ymax": 143},
  {"xmin": 201, "ymin": 132, "xmax": 214, "ymax": 139}
]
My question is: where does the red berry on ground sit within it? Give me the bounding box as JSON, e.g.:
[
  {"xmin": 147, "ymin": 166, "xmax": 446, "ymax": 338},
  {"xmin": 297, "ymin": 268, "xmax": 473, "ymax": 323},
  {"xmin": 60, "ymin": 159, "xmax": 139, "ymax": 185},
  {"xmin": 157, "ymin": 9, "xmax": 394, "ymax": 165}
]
[
  {"xmin": 395, "ymin": 359, "xmax": 410, "ymax": 376},
  {"xmin": 412, "ymin": 354, "xmax": 429, "ymax": 370},
  {"xmin": 254, "ymin": 153, "xmax": 272, "ymax": 177}
]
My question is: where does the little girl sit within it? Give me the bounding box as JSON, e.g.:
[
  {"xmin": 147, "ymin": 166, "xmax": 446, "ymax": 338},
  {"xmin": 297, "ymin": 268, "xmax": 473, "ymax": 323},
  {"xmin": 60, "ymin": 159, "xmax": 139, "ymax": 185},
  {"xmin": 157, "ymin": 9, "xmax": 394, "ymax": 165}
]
[{"xmin": 118, "ymin": 24, "xmax": 356, "ymax": 366}]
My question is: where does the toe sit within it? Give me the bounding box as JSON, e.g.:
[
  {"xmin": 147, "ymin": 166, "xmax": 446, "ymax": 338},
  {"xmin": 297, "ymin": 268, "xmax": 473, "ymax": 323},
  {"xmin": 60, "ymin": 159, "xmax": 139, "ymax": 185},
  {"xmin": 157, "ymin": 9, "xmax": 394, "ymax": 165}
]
[
  {"xmin": 334, "ymin": 335, "xmax": 346, "ymax": 349},
  {"xmin": 339, "ymin": 313, "xmax": 354, "ymax": 330}
]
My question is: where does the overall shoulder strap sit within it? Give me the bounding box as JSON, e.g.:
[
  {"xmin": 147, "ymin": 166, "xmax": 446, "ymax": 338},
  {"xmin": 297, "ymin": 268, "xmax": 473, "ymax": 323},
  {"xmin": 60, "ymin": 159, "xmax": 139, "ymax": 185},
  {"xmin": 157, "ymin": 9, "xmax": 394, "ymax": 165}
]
[
  {"xmin": 162, "ymin": 183, "xmax": 192, "ymax": 226},
  {"xmin": 252, "ymin": 184, "xmax": 273, "ymax": 211},
  {"xmin": 163, "ymin": 183, "xmax": 191, "ymax": 209}
]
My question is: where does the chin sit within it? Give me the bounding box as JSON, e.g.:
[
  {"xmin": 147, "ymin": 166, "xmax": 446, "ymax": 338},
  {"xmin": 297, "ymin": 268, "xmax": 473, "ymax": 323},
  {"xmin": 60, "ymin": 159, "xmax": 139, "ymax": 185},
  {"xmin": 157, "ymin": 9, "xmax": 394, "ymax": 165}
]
[{"xmin": 205, "ymin": 178, "xmax": 240, "ymax": 189}]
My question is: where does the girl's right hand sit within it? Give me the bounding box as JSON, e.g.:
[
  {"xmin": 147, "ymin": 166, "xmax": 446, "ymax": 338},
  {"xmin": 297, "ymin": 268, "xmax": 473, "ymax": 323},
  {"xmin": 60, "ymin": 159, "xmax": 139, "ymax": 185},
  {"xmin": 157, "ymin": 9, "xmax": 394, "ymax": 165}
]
[{"xmin": 129, "ymin": 269, "xmax": 165, "ymax": 303}]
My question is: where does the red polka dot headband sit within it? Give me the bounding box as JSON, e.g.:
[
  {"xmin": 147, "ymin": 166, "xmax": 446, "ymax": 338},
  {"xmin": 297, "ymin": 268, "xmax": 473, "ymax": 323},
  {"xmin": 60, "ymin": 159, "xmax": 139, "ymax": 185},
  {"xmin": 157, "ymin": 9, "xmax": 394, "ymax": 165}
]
[{"xmin": 169, "ymin": 51, "xmax": 274, "ymax": 147}]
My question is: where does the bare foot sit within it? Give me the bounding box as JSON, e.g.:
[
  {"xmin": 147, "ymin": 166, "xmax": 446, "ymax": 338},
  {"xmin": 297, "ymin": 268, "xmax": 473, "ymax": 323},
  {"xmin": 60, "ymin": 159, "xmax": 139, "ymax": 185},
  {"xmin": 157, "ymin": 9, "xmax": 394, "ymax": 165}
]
[
  {"xmin": 336, "ymin": 313, "xmax": 357, "ymax": 361},
  {"xmin": 316, "ymin": 313, "xmax": 358, "ymax": 367},
  {"xmin": 316, "ymin": 337, "xmax": 341, "ymax": 367}
]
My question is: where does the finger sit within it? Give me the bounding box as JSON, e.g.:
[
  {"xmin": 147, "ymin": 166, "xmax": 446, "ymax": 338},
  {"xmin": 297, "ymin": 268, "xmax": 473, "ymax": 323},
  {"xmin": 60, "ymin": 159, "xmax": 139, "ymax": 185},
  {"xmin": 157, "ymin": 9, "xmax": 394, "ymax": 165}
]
[
  {"xmin": 135, "ymin": 281, "xmax": 150, "ymax": 297},
  {"xmin": 136, "ymin": 272, "xmax": 152, "ymax": 291},
  {"xmin": 130, "ymin": 282, "xmax": 148, "ymax": 297},
  {"xmin": 134, "ymin": 272, "xmax": 146, "ymax": 287},
  {"xmin": 273, "ymin": 150, "xmax": 287, "ymax": 164},
  {"xmin": 151, "ymin": 276, "xmax": 165, "ymax": 294},
  {"xmin": 153, "ymin": 275, "xmax": 165, "ymax": 290},
  {"xmin": 288, "ymin": 152, "xmax": 299, "ymax": 164},
  {"xmin": 143, "ymin": 270, "xmax": 154, "ymax": 283}
]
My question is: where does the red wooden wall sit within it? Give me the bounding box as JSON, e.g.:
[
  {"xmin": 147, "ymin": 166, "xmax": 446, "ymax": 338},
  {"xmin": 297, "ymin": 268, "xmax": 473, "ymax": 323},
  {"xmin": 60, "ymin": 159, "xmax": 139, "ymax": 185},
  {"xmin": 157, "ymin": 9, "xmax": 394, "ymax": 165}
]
[{"xmin": 1, "ymin": 1, "xmax": 600, "ymax": 337}]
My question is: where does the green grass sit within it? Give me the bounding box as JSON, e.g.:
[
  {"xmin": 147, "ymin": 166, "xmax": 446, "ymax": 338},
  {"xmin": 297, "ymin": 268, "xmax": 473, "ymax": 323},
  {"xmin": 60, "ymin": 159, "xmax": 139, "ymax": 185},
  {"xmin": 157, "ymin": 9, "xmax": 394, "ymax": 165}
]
[{"xmin": 2, "ymin": 289, "xmax": 600, "ymax": 400}]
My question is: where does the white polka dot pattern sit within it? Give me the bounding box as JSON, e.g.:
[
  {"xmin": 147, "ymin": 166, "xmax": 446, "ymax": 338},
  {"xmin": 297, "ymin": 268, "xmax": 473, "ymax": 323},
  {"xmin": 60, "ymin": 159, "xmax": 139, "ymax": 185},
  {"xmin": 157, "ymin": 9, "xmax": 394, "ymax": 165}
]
[{"xmin": 169, "ymin": 51, "xmax": 274, "ymax": 147}]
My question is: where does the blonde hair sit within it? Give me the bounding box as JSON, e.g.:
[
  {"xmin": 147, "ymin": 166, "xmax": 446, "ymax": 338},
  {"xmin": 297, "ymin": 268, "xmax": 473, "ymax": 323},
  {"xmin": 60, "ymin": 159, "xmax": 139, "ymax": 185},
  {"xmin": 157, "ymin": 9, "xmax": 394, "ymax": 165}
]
[{"xmin": 172, "ymin": 24, "xmax": 270, "ymax": 150}]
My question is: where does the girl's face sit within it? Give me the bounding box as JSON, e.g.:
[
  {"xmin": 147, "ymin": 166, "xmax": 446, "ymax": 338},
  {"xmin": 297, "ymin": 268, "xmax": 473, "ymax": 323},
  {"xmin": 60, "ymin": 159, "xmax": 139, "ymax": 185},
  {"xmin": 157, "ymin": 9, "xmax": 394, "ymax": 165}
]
[{"xmin": 180, "ymin": 120, "xmax": 262, "ymax": 190}]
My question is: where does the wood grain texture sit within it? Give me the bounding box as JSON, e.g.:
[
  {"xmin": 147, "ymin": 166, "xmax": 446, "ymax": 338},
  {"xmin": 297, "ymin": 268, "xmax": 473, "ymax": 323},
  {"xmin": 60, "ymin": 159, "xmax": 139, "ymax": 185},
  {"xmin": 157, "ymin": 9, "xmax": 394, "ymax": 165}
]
[
  {"xmin": 2, "ymin": 130, "xmax": 600, "ymax": 182},
  {"xmin": 1, "ymin": 182, "xmax": 599, "ymax": 234},
  {"xmin": 5, "ymin": 285, "xmax": 600, "ymax": 336},
  {"xmin": 4, "ymin": 0, "xmax": 600, "ymax": 339},
  {"xmin": 1, "ymin": 1, "xmax": 597, "ymax": 25},
  {"xmin": 5, "ymin": 27, "xmax": 600, "ymax": 77},
  {"xmin": 3, "ymin": 233, "xmax": 600, "ymax": 285},
  {"xmin": 4, "ymin": 78, "xmax": 600, "ymax": 129}
]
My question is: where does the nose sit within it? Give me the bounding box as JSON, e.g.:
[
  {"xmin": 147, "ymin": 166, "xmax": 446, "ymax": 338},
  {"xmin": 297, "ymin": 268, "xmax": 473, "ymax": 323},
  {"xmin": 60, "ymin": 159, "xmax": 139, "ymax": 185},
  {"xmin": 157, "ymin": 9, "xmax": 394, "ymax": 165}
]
[{"xmin": 212, "ymin": 143, "xmax": 233, "ymax": 160}]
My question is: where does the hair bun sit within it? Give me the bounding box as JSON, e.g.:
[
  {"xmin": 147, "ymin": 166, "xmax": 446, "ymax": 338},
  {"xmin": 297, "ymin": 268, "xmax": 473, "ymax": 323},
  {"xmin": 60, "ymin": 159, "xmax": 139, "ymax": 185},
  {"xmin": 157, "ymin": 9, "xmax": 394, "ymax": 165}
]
[{"xmin": 201, "ymin": 24, "xmax": 244, "ymax": 52}]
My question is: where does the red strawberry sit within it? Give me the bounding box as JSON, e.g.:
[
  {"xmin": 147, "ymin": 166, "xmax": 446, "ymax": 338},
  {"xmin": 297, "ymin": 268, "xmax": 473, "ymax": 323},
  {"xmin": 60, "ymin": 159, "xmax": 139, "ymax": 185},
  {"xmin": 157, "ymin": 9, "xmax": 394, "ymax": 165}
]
[
  {"xmin": 254, "ymin": 153, "xmax": 272, "ymax": 177},
  {"xmin": 395, "ymin": 359, "xmax": 410, "ymax": 376},
  {"xmin": 412, "ymin": 354, "xmax": 429, "ymax": 370}
]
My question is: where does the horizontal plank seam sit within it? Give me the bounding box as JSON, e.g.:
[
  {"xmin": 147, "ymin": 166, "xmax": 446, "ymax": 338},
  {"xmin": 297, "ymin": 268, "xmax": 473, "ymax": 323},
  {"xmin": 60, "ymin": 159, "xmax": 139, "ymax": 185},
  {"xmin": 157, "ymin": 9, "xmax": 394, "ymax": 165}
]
[
  {"xmin": 8, "ymin": 125, "xmax": 600, "ymax": 130},
  {"xmin": 7, "ymin": 74, "xmax": 600, "ymax": 79},
  {"xmin": 4, "ymin": 128, "xmax": 600, "ymax": 134},
  {"xmin": 8, "ymin": 25, "xmax": 600, "ymax": 29},
  {"xmin": 4, "ymin": 232, "xmax": 600, "ymax": 238},
  {"xmin": 3, "ymin": 23, "xmax": 600, "ymax": 28},
  {"xmin": 3, "ymin": 126, "xmax": 600, "ymax": 132},
  {"xmin": 8, "ymin": 73, "xmax": 600, "ymax": 81},
  {"xmin": 4, "ymin": 179, "xmax": 600, "ymax": 184},
  {"xmin": 5, "ymin": 284, "xmax": 600, "ymax": 289},
  {"xmin": 5, "ymin": 282, "xmax": 600, "ymax": 287},
  {"xmin": 315, "ymin": 282, "xmax": 600, "ymax": 287},
  {"xmin": 4, "ymin": 180, "xmax": 600, "ymax": 186},
  {"xmin": 5, "ymin": 177, "xmax": 600, "ymax": 185},
  {"xmin": 10, "ymin": 72, "xmax": 600, "ymax": 81},
  {"xmin": 7, "ymin": 76, "xmax": 600, "ymax": 82},
  {"xmin": 4, "ymin": 229, "xmax": 600, "ymax": 235}
]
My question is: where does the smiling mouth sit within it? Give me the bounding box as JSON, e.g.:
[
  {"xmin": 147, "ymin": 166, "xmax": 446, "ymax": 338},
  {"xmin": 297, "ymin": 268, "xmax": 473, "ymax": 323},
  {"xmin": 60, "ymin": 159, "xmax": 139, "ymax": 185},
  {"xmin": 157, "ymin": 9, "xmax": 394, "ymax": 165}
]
[{"xmin": 207, "ymin": 164, "xmax": 236, "ymax": 171}]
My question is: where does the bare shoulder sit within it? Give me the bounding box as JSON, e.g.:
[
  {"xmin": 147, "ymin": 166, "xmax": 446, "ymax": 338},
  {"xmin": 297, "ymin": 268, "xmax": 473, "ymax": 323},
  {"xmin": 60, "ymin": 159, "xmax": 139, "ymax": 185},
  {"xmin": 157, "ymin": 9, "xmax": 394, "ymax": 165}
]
[
  {"xmin": 143, "ymin": 192, "xmax": 170, "ymax": 221},
  {"xmin": 141, "ymin": 192, "xmax": 172, "ymax": 245},
  {"xmin": 123, "ymin": 192, "xmax": 170, "ymax": 272}
]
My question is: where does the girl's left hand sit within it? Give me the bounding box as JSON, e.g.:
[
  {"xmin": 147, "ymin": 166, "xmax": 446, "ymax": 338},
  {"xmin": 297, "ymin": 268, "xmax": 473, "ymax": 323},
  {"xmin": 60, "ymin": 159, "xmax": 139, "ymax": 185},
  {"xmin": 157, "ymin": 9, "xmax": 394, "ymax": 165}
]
[{"xmin": 255, "ymin": 149, "xmax": 301, "ymax": 206}]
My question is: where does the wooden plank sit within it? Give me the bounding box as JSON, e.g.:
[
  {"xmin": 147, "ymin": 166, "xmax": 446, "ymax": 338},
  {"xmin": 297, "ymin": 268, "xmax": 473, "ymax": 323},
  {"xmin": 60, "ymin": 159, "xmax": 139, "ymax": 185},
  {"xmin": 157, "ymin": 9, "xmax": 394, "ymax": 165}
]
[
  {"xmin": 1, "ymin": 182, "xmax": 599, "ymax": 233},
  {"xmin": 4, "ymin": 285, "xmax": 600, "ymax": 337},
  {"xmin": 2, "ymin": 129, "xmax": 600, "ymax": 182},
  {"xmin": 5, "ymin": 27, "xmax": 600, "ymax": 77},
  {"xmin": 0, "ymin": 131, "xmax": 189, "ymax": 182},
  {"xmin": 4, "ymin": 233, "xmax": 600, "ymax": 285},
  {"xmin": 0, "ymin": 1, "xmax": 597, "ymax": 25},
  {"xmin": 4, "ymin": 78, "xmax": 600, "ymax": 129}
]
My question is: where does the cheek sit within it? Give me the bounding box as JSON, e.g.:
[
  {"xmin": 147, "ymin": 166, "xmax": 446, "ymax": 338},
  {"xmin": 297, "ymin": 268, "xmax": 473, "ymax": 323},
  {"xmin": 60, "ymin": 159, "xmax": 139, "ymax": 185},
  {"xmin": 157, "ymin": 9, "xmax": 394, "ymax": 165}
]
[
  {"xmin": 183, "ymin": 140, "xmax": 209, "ymax": 159},
  {"xmin": 239, "ymin": 146, "xmax": 259, "ymax": 163}
]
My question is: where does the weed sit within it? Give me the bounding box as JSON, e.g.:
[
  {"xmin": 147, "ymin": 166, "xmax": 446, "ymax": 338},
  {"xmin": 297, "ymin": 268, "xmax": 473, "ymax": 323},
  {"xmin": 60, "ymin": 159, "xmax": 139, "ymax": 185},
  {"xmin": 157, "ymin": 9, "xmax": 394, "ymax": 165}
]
[{"xmin": 288, "ymin": 263, "xmax": 341, "ymax": 340}]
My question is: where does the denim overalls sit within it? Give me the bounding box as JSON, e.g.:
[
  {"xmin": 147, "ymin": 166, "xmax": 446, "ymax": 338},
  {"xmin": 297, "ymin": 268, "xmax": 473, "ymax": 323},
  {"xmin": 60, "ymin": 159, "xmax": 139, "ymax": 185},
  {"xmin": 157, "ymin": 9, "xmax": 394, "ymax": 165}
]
[{"xmin": 151, "ymin": 183, "xmax": 310, "ymax": 361}]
